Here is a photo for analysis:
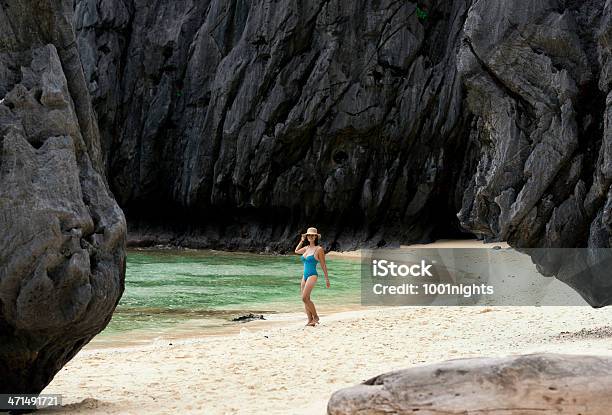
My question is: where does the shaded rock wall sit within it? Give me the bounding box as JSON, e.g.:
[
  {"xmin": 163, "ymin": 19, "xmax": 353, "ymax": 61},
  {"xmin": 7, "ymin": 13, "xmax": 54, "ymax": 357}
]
[
  {"xmin": 76, "ymin": 0, "xmax": 612, "ymax": 255},
  {"xmin": 75, "ymin": 0, "xmax": 477, "ymax": 251},
  {"xmin": 458, "ymin": 0, "xmax": 610, "ymax": 248},
  {"xmin": 457, "ymin": 0, "xmax": 612, "ymax": 306},
  {"xmin": 0, "ymin": 0, "xmax": 126, "ymax": 393}
]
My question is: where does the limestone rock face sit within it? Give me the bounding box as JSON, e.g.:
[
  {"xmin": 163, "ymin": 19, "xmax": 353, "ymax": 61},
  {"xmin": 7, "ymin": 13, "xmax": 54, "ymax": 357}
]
[
  {"xmin": 457, "ymin": 0, "xmax": 610, "ymax": 248},
  {"xmin": 74, "ymin": 0, "xmax": 611, "ymax": 255},
  {"xmin": 75, "ymin": 0, "xmax": 476, "ymax": 251},
  {"xmin": 456, "ymin": 0, "xmax": 612, "ymax": 306},
  {"xmin": 0, "ymin": 1, "xmax": 126, "ymax": 393},
  {"xmin": 328, "ymin": 354, "xmax": 612, "ymax": 415}
]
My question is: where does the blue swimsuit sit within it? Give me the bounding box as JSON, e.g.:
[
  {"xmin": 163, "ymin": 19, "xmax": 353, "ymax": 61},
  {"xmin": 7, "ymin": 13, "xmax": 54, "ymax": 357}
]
[{"xmin": 301, "ymin": 253, "xmax": 319, "ymax": 280}]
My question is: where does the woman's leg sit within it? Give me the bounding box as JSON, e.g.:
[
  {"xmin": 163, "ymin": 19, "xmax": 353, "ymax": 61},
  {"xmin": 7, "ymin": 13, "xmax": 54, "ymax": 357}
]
[
  {"xmin": 302, "ymin": 276, "xmax": 319, "ymax": 326},
  {"xmin": 301, "ymin": 277, "xmax": 314, "ymax": 323}
]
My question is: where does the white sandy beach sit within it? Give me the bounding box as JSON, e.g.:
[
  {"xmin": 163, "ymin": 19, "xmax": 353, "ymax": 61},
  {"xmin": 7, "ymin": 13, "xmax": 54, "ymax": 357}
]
[
  {"xmin": 326, "ymin": 239, "xmax": 510, "ymax": 259},
  {"xmin": 41, "ymin": 305, "xmax": 612, "ymax": 415}
]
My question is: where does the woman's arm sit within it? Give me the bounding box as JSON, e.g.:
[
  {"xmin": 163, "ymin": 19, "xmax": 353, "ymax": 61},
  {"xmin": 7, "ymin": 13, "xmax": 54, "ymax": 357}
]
[
  {"xmin": 317, "ymin": 246, "xmax": 330, "ymax": 288},
  {"xmin": 294, "ymin": 234, "xmax": 308, "ymax": 254}
]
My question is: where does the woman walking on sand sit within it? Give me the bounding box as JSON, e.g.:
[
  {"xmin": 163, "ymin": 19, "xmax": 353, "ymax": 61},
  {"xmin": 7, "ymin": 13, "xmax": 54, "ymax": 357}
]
[{"xmin": 294, "ymin": 227, "xmax": 330, "ymax": 326}]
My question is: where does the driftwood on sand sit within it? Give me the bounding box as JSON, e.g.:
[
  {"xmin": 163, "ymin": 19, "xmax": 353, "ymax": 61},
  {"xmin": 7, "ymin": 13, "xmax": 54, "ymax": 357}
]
[
  {"xmin": 328, "ymin": 353, "xmax": 612, "ymax": 414},
  {"xmin": 232, "ymin": 313, "xmax": 266, "ymax": 322}
]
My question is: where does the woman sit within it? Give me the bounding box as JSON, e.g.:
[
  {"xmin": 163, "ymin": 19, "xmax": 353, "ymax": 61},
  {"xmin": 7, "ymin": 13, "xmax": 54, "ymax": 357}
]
[{"xmin": 294, "ymin": 227, "xmax": 330, "ymax": 326}]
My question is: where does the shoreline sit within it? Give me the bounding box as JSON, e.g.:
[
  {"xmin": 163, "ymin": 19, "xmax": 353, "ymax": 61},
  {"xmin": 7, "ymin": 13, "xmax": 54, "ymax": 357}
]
[
  {"xmin": 43, "ymin": 305, "xmax": 612, "ymax": 414},
  {"xmin": 88, "ymin": 304, "xmax": 372, "ymax": 350},
  {"xmin": 94, "ymin": 239, "xmax": 514, "ymax": 349},
  {"xmin": 326, "ymin": 239, "xmax": 510, "ymax": 259},
  {"xmin": 84, "ymin": 306, "xmax": 392, "ymax": 352},
  {"xmin": 128, "ymin": 238, "xmax": 510, "ymax": 259}
]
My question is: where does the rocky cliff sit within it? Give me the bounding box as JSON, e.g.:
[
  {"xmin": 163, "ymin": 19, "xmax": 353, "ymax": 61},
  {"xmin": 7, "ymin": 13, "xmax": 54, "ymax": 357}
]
[
  {"xmin": 74, "ymin": 0, "xmax": 478, "ymax": 251},
  {"xmin": 0, "ymin": 0, "xmax": 126, "ymax": 393},
  {"xmin": 74, "ymin": 0, "xmax": 611, "ymax": 255},
  {"xmin": 458, "ymin": 0, "xmax": 612, "ymax": 306}
]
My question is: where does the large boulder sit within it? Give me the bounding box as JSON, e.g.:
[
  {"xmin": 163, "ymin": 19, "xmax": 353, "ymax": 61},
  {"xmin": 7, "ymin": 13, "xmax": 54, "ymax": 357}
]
[
  {"xmin": 457, "ymin": 0, "xmax": 609, "ymax": 248},
  {"xmin": 328, "ymin": 354, "xmax": 612, "ymax": 414},
  {"xmin": 456, "ymin": 0, "xmax": 612, "ymax": 306},
  {"xmin": 0, "ymin": 1, "xmax": 126, "ymax": 393}
]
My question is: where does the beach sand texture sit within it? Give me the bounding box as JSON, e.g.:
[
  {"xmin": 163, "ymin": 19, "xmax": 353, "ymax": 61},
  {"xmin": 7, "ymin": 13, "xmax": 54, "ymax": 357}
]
[
  {"xmin": 326, "ymin": 239, "xmax": 510, "ymax": 259},
  {"xmin": 41, "ymin": 305, "xmax": 612, "ymax": 415}
]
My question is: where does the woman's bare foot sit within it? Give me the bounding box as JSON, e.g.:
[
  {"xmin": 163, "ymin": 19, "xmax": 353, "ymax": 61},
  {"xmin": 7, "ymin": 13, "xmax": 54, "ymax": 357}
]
[
  {"xmin": 314, "ymin": 316, "xmax": 320, "ymax": 325},
  {"xmin": 306, "ymin": 320, "xmax": 316, "ymax": 326}
]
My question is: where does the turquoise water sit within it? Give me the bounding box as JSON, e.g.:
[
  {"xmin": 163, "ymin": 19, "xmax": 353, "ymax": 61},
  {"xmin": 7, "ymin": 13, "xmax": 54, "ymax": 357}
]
[{"xmin": 99, "ymin": 249, "xmax": 361, "ymax": 337}]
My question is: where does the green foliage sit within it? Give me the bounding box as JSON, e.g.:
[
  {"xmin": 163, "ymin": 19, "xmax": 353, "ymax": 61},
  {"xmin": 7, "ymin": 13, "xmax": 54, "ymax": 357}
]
[{"xmin": 416, "ymin": 6, "xmax": 428, "ymax": 21}]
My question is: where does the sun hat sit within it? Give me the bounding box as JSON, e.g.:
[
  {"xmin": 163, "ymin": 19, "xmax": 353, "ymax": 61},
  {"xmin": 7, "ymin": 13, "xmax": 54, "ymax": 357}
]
[{"xmin": 305, "ymin": 227, "xmax": 321, "ymax": 237}]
